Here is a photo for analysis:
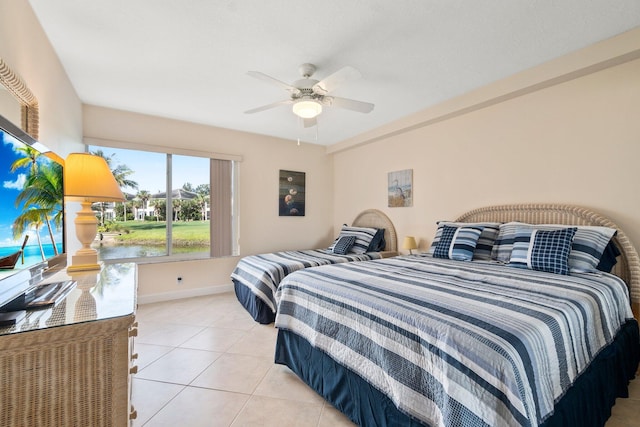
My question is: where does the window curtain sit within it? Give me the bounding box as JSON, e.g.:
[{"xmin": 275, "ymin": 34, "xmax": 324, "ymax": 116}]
[{"xmin": 211, "ymin": 159, "xmax": 232, "ymax": 257}]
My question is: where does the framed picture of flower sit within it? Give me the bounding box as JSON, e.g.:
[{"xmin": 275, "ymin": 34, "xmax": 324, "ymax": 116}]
[{"xmin": 279, "ymin": 170, "xmax": 305, "ymax": 216}]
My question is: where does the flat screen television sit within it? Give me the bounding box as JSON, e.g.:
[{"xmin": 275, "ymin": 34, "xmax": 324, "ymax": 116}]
[{"xmin": 0, "ymin": 114, "xmax": 65, "ymax": 302}]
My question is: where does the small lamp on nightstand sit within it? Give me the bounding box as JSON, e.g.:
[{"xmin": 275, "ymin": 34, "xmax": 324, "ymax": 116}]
[
  {"xmin": 65, "ymin": 153, "xmax": 125, "ymax": 272},
  {"xmin": 402, "ymin": 236, "xmax": 418, "ymax": 255}
]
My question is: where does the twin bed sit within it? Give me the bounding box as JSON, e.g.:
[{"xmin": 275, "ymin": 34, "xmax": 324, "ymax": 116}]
[
  {"xmin": 231, "ymin": 209, "xmax": 398, "ymax": 323},
  {"xmin": 271, "ymin": 204, "xmax": 640, "ymax": 427}
]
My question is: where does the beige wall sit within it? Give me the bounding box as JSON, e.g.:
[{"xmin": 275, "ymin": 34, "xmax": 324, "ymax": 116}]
[
  {"xmin": 83, "ymin": 105, "xmax": 334, "ymax": 301},
  {"xmin": 331, "ymin": 32, "xmax": 640, "ymax": 257},
  {"xmin": 0, "ymin": 0, "xmax": 83, "ymax": 154},
  {"xmin": 0, "ymin": 0, "xmax": 83, "ymax": 266}
]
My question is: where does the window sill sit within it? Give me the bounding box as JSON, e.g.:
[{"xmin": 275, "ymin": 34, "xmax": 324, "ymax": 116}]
[{"xmin": 102, "ymin": 252, "xmax": 212, "ymax": 265}]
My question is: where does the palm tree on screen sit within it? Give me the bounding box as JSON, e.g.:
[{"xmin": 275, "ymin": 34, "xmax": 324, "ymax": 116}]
[
  {"xmin": 13, "ymin": 162, "xmax": 63, "ymax": 255},
  {"xmin": 10, "ymin": 145, "xmax": 40, "ymax": 175},
  {"xmin": 12, "ymin": 208, "xmax": 47, "ymax": 260}
]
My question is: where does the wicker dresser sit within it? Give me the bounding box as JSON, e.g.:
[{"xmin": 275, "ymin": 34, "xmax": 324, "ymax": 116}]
[{"xmin": 0, "ymin": 263, "xmax": 137, "ymax": 426}]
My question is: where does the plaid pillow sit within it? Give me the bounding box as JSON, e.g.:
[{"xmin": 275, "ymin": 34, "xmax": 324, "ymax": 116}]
[
  {"xmin": 433, "ymin": 225, "xmax": 484, "ymax": 261},
  {"xmin": 332, "ymin": 235, "xmax": 356, "ymax": 255},
  {"xmin": 509, "ymin": 227, "xmax": 577, "ymax": 275}
]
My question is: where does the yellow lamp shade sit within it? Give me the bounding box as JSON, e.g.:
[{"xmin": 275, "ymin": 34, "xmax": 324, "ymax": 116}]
[
  {"xmin": 64, "ymin": 153, "xmax": 125, "ymax": 202},
  {"xmin": 402, "ymin": 236, "xmax": 418, "ymax": 254}
]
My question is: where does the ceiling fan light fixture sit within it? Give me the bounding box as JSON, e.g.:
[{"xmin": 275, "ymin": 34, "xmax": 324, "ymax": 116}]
[{"xmin": 292, "ymin": 100, "xmax": 322, "ymax": 119}]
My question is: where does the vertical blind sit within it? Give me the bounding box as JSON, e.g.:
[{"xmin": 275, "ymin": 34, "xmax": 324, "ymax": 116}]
[{"xmin": 211, "ymin": 159, "xmax": 233, "ymax": 257}]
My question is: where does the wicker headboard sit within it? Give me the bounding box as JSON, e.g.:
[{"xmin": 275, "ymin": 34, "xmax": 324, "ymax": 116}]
[
  {"xmin": 352, "ymin": 209, "xmax": 398, "ymax": 252},
  {"xmin": 455, "ymin": 204, "xmax": 640, "ymax": 310}
]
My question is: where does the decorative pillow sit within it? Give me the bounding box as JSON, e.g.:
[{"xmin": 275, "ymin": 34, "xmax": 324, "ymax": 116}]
[
  {"xmin": 433, "ymin": 225, "xmax": 484, "ymax": 261},
  {"xmin": 367, "ymin": 228, "xmax": 386, "ymax": 252},
  {"xmin": 508, "ymin": 227, "xmax": 577, "ymax": 275},
  {"xmin": 428, "ymin": 221, "xmax": 501, "ymax": 260},
  {"xmin": 328, "ymin": 225, "xmax": 379, "ymax": 255},
  {"xmin": 492, "ymin": 222, "xmax": 617, "ymax": 272},
  {"xmin": 332, "ymin": 235, "xmax": 357, "ymax": 255},
  {"xmin": 570, "ymin": 227, "xmax": 618, "ymax": 272}
]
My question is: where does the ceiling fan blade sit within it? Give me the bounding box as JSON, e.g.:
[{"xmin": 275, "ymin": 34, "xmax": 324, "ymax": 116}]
[
  {"xmin": 303, "ymin": 117, "xmax": 317, "ymax": 128},
  {"xmin": 244, "ymin": 99, "xmax": 293, "ymax": 114},
  {"xmin": 247, "ymin": 71, "xmax": 301, "ymax": 95},
  {"xmin": 312, "ymin": 66, "xmax": 362, "ymax": 95},
  {"xmin": 325, "ymin": 96, "xmax": 374, "ymax": 114}
]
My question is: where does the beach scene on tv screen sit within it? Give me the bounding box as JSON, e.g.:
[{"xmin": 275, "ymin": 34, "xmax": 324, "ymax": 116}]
[{"xmin": 0, "ymin": 129, "xmax": 63, "ymax": 275}]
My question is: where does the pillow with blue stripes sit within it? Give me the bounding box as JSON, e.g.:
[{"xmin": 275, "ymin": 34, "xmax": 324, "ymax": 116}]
[
  {"xmin": 428, "ymin": 221, "xmax": 501, "ymax": 261},
  {"xmin": 328, "ymin": 225, "xmax": 379, "ymax": 255},
  {"xmin": 508, "ymin": 227, "xmax": 577, "ymax": 275},
  {"xmin": 433, "ymin": 225, "xmax": 484, "ymax": 261}
]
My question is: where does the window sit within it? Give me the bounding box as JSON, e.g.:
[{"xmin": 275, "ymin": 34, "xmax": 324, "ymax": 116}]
[{"xmin": 87, "ymin": 144, "xmax": 238, "ymax": 262}]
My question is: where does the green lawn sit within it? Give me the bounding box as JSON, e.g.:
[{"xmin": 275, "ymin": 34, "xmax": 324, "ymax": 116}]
[{"xmin": 107, "ymin": 220, "xmax": 210, "ymax": 246}]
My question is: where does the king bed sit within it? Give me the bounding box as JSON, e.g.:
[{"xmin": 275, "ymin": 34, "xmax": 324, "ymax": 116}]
[
  {"xmin": 273, "ymin": 204, "xmax": 640, "ymax": 427},
  {"xmin": 232, "ymin": 209, "xmax": 397, "ymax": 324}
]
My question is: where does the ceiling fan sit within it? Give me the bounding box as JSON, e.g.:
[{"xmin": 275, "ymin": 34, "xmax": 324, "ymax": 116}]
[{"xmin": 244, "ymin": 63, "xmax": 374, "ymax": 128}]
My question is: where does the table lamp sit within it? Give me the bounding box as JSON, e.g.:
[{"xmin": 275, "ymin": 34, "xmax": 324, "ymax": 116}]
[
  {"xmin": 402, "ymin": 236, "xmax": 418, "ymax": 255},
  {"xmin": 65, "ymin": 153, "xmax": 125, "ymax": 272}
]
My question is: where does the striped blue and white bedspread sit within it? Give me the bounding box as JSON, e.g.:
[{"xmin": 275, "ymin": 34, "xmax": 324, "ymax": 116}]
[
  {"xmin": 231, "ymin": 250, "xmax": 382, "ymax": 314},
  {"xmin": 274, "ymin": 255, "xmax": 634, "ymax": 427}
]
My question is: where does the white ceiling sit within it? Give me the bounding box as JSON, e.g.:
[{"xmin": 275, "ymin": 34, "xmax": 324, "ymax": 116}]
[{"xmin": 28, "ymin": 0, "xmax": 640, "ymax": 146}]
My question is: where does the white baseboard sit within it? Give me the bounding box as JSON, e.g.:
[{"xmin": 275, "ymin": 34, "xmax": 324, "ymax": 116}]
[{"xmin": 137, "ymin": 283, "xmax": 234, "ymax": 305}]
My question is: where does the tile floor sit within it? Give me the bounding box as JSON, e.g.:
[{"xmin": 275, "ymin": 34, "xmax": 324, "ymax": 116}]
[{"xmin": 132, "ymin": 292, "xmax": 640, "ymax": 427}]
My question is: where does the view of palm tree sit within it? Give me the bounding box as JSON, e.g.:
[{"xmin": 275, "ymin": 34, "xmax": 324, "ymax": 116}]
[
  {"xmin": 88, "ymin": 147, "xmax": 211, "ymax": 259},
  {"xmin": 91, "ymin": 149, "xmax": 139, "ymax": 225},
  {"xmin": 1, "ymin": 134, "xmax": 211, "ymax": 269}
]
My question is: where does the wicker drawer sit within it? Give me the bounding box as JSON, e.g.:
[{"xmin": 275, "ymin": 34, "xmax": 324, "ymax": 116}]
[
  {"xmin": 129, "ymin": 321, "xmax": 139, "ymax": 423},
  {"xmin": 0, "ymin": 314, "xmax": 135, "ymax": 426}
]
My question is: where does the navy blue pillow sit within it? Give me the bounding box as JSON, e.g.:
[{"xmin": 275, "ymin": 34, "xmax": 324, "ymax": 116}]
[
  {"xmin": 367, "ymin": 228, "xmax": 386, "ymax": 252},
  {"xmin": 596, "ymin": 239, "xmax": 620, "ymax": 272}
]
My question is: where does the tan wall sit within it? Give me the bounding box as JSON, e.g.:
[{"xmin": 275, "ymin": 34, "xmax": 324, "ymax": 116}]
[
  {"xmin": 0, "ymin": 0, "xmax": 83, "ymax": 265},
  {"xmin": 0, "ymin": 0, "xmax": 83, "ymax": 154},
  {"xmin": 82, "ymin": 105, "xmax": 334, "ymax": 300},
  {"xmin": 331, "ymin": 37, "xmax": 640, "ymax": 256}
]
